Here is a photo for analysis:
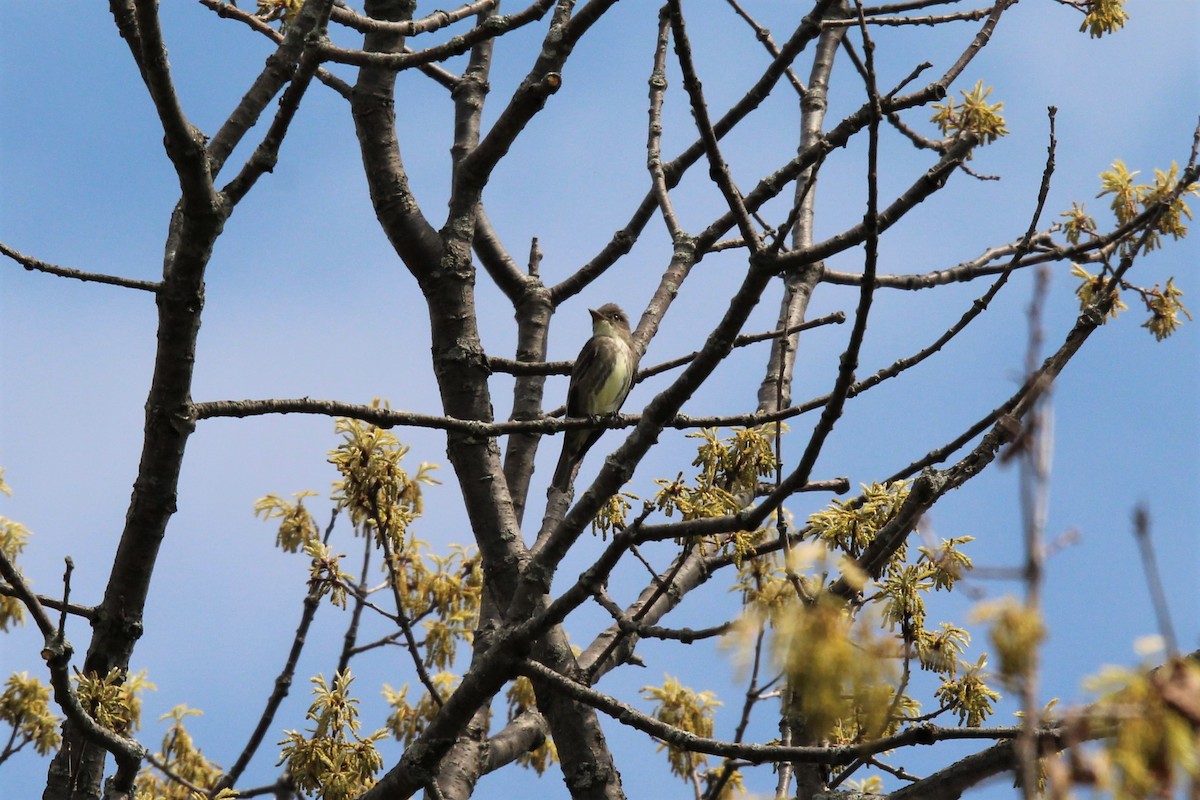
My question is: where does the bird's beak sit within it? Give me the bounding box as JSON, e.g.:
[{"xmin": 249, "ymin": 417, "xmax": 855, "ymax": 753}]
[{"xmin": 588, "ymin": 308, "xmax": 602, "ymax": 322}]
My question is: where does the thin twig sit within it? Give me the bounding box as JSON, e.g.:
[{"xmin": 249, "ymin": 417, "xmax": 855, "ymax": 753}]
[
  {"xmin": 0, "ymin": 242, "xmax": 159, "ymax": 292},
  {"xmin": 866, "ymin": 755, "xmax": 922, "ymax": 782},
  {"xmin": 636, "ymin": 312, "xmax": 847, "ymax": 381},
  {"xmin": 221, "ymin": 34, "xmax": 328, "ymax": 205},
  {"xmin": 594, "ymin": 591, "xmax": 732, "ymax": 643},
  {"xmin": 145, "ymin": 751, "xmax": 213, "ymax": 796},
  {"xmin": 723, "ymin": 0, "xmax": 807, "ymax": 95},
  {"xmin": 0, "ymin": 548, "xmax": 146, "ymax": 790},
  {"xmin": 521, "ymin": 659, "xmax": 1054, "ymax": 765},
  {"xmin": 1132, "ymin": 505, "xmax": 1180, "ymax": 656},
  {"xmin": 820, "ymin": 233, "xmax": 1056, "ymax": 289},
  {"xmin": 378, "ymin": 527, "xmax": 445, "ymax": 708},
  {"xmin": 0, "ymin": 585, "xmax": 96, "ymax": 621},
  {"xmin": 320, "ymin": 1, "xmax": 555, "ymax": 70},
  {"xmin": 825, "ymin": 7, "xmax": 993, "ymax": 26},
  {"xmin": 336, "ymin": 529, "xmax": 376, "ymax": 676},
  {"xmin": 669, "ymin": 0, "xmax": 762, "ymax": 252},
  {"xmin": 56, "ymin": 558, "xmax": 73, "ymax": 641},
  {"xmin": 647, "ymin": 8, "xmax": 688, "ymax": 242},
  {"xmin": 215, "ymin": 512, "xmax": 339, "ymax": 792},
  {"xmin": 487, "ymin": 312, "xmax": 846, "ymax": 377},
  {"xmin": 704, "ymin": 594, "xmax": 771, "ymax": 800},
  {"xmin": 863, "ymin": 0, "xmax": 969, "ymax": 12}
]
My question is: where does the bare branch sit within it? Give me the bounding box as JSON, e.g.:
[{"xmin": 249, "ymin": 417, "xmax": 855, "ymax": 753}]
[
  {"xmin": 820, "ymin": 233, "xmax": 1056, "ymax": 288},
  {"xmin": 486, "ymin": 312, "xmax": 845, "ymax": 378},
  {"xmin": 825, "ymin": 6, "xmax": 994, "ymax": 26},
  {"xmin": 0, "ymin": 242, "xmax": 159, "ymax": 292},
  {"xmin": 864, "ymin": 0, "xmax": 971, "ymax": 11},
  {"xmin": 522, "ymin": 659, "xmax": 1040, "ymax": 765},
  {"xmin": 0, "ymin": 584, "xmax": 95, "ymax": 621},
  {"xmin": 330, "ymin": 0, "xmax": 498, "ymax": 34},
  {"xmin": 647, "ymin": 8, "xmax": 688, "ymax": 243},
  {"xmin": 0, "ymin": 551, "xmax": 146, "ymax": 792},
  {"xmin": 119, "ymin": 0, "xmax": 215, "ymax": 201},
  {"xmin": 473, "ymin": 208, "xmax": 531, "ymax": 300},
  {"xmin": 669, "ymin": 0, "xmax": 763, "ymax": 251},
  {"xmin": 773, "ymin": 131, "xmax": 979, "ymax": 269},
  {"xmin": 552, "ymin": 0, "xmax": 840, "ymax": 305},
  {"xmin": 639, "ymin": 311, "xmax": 848, "ymax": 381},
  {"xmin": 482, "ymin": 709, "xmax": 549, "ymax": 773},
  {"xmin": 594, "ymin": 590, "xmax": 733, "ymax": 643},
  {"xmin": 757, "ymin": 4, "xmax": 847, "ymax": 417},
  {"xmin": 723, "ymin": 0, "xmax": 807, "ymax": 95},
  {"xmin": 199, "ymin": 0, "xmax": 449, "ymax": 97},
  {"xmin": 205, "ymin": 0, "xmax": 337, "ymax": 177},
  {"xmin": 321, "ymin": 1, "xmax": 556, "ymax": 70},
  {"xmin": 1132, "ymin": 504, "xmax": 1180, "ymax": 656},
  {"xmin": 220, "ymin": 28, "xmax": 330, "ymax": 205},
  {"xmin": 216, "ymin": 535, "xmax": 329, "ymax": 792},
  {"xmin": 777, "ymin": 0, "xmax": 886, "ymax": 540}
]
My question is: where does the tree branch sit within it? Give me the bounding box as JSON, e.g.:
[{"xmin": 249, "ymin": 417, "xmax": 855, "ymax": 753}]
[
  {"xmin": 0, "ymin": 242, "xmax": 159, "ymax": 292},
  {"xmin": 321, "ymin": 0, "xmax": 555, "ymax": 70},
  {"xmin": 330, "ymin": 0, "xmax": 498, "ymax": 34},
  {"xmin": 204, "ymin": 0, "xmax": 337, "ymax": 175},
  {"xmin": 121, "ymin": 0, "xmax": 215, "ymax": 202},
  {"xmin": 522, "ymin": 658, "xmax": 1036, "ymax": 765},
  {"xmin": 0, "ymin": 552, "xmax": 145, "ymax": 794},
  {"xmin": 669, "ymin": 0, "xmax": 763, "ymax": 252},
  {"xmin": 551, "ymin": 0, "xmax": 840, "ymax": 305},
  {"xmin": 220, "ymin": 24, "xmax": 331, "ymax": 206}
]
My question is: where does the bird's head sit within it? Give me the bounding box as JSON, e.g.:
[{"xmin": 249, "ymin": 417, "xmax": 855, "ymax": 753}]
[{"xmin": 589, "ymin": 303, "xmax": 630, "ymax": 337}]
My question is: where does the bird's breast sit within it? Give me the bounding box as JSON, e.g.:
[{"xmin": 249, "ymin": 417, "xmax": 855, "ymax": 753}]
[{"xmin": 583, "ymin": 338, "xmax": 634, "ymax": 414}]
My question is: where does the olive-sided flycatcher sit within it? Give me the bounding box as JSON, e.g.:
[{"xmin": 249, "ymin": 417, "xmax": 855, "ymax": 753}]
[{"xmin": 552, "ymin": 304, "xmax": 637, "ymax": 491}]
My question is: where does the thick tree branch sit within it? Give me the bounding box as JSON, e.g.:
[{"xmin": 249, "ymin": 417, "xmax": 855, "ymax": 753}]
[
  {"xmin": 351, "ymin": 0, "xmax": 443, "ymax": 275},
  {"xmin": 118, "ymin": 0, "xmax": 215, "ymax": 202},
  {"xmin": 220, "ymin": 23, "xmax": 331, "ymax": 206},
  {"xmin": 45, "ymin": 7, "xmax": 238, "ymax": 794},
  {"xmin": 205, "ymin": 0, "xmax": 335, "ymax": 177},
  {"xmin": 482, "ymin": 710, "xmax": 548, "ymax": 773},
  {"xmin": 756, "ymin": 2, "xmax": 847, "ymax": 414}
]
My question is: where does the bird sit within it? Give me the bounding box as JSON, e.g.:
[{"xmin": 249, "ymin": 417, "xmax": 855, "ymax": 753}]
[{"xmin": 551, "ymin": 303, "xmax": 637, "ymax": 492}]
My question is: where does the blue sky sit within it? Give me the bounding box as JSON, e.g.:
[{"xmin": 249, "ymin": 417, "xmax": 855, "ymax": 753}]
[{"xmin": 1, "ymin": 2, "xmax": 1197, "ymax": 798}]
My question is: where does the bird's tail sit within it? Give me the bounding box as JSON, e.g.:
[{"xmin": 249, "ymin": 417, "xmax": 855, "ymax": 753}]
[
  {"xmin": 551, "ymin": 439, "xmax": 576, "ymax": 492},
  {"xmin": 551, "ymin": 429, "xmax": 591, "ymax": 492}
]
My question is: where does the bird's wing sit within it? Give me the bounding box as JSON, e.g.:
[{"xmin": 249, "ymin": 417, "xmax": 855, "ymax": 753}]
[
  {"xmin": 567, "ymin": 338, "xmax": 604, "ymax": 417},
  {"xmin": 568, "ymin": 336, "xmax": 633, "ymax": 417}
]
